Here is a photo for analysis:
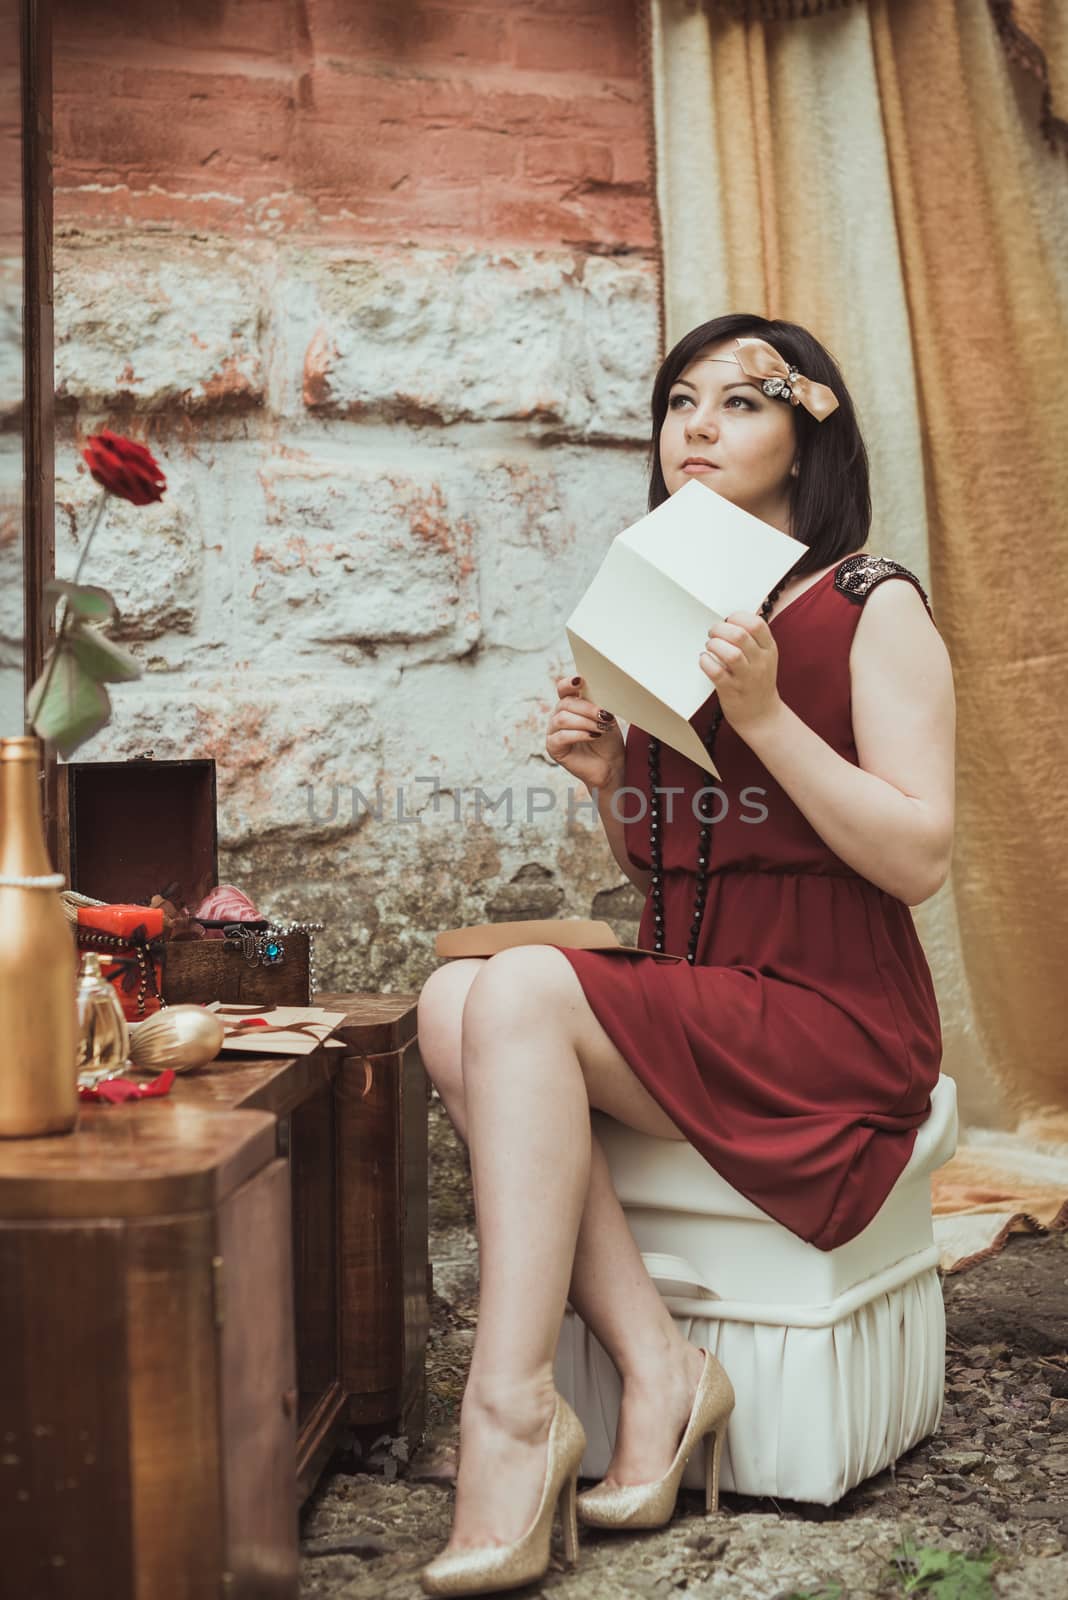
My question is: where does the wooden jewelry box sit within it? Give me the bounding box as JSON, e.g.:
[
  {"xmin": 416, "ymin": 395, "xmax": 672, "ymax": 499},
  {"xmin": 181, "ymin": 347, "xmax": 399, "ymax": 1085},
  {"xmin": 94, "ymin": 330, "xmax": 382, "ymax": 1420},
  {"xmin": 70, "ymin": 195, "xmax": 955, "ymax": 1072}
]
[{"xmin": 60, "ymin": 756, "xmax": 313, "ymax": 1006}]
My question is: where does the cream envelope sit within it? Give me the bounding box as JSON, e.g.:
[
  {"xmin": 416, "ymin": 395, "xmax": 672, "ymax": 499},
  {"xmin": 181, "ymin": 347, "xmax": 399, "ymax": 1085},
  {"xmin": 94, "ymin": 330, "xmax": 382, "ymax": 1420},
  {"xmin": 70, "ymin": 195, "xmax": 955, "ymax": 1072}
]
[
  {"xmin": 565, "ymin": 478, "xmax": 807, "ymax": 778},
  {"xmin": 204, "ymin": 1002, "xmax": 349, "ymax": 1055}
]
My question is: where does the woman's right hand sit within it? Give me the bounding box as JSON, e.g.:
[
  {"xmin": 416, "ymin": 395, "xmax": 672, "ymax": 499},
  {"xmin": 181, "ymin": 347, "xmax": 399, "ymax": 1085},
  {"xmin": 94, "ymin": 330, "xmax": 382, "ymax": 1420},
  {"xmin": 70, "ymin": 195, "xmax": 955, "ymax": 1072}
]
[{"xmin": 545, "ymin": 676, "xmax": 626, "ymax": 790}]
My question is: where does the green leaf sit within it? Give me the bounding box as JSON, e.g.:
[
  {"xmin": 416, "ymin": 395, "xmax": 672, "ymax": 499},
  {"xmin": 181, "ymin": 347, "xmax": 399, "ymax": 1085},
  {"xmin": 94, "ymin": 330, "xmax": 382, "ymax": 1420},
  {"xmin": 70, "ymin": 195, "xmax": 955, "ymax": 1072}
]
[
  {"xmin": 68, "ymin": 620, "xmax": 143, "ymax": 684},
  {"xmin": 915, "ymin": 1549, "xmax": 956, "ymax": 1578},
  {"xmin": 43, "ymin": 579, "xmax": 117, "ymax": 622},
  {"xmin": 26, "ymin": 647, "xmax": 113, "ymax": 759},
  {"xmin": 891, "ymin": 1539, "xmax": 996, "ymax": 1600},
  {"xmin": 923, "ymin": 1553, "xmax": 995, "ymax": 1600}
]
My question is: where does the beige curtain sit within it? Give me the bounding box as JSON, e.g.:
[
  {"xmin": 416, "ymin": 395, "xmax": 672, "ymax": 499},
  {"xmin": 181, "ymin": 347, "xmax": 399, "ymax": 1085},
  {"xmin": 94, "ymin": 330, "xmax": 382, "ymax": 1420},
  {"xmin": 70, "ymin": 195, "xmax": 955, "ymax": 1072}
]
[
  {"xmin": 640, "ymin": 0, "xmax": 1068, "ymax": 1263},
  {"xmin": 698, "ymin": 0, "xmax": 1068, "ymax": 152}
]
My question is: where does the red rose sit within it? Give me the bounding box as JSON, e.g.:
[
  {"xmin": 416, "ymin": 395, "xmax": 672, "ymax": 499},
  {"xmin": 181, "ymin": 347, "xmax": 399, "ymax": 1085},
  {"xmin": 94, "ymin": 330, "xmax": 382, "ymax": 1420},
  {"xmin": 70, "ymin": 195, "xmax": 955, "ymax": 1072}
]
[{"xmin": 81, "ymin": 430, "xmax": 167, "ymax": 506}]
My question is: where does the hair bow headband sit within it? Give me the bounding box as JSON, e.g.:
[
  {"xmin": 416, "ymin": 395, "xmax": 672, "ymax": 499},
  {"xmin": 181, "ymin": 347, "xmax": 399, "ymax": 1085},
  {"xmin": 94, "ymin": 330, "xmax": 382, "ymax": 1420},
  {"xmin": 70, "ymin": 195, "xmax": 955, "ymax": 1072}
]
[{"xmin": 732, "ymin": 337, "xmax": 840, "ymax": 421}]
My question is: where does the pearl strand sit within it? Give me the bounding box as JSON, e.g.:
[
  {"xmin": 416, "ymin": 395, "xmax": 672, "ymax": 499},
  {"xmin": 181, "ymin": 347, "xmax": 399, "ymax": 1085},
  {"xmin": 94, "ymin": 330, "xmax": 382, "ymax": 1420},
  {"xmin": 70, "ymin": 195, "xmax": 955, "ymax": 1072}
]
[{"xmin": 0, "ymin": 872, "xmax": 66, "ymax": 888}]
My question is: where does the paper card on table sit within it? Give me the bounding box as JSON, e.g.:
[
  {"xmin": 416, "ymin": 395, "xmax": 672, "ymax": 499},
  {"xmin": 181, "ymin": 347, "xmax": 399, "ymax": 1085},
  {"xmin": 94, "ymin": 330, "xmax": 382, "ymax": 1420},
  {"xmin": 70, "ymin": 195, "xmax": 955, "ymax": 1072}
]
[
  {"xmin": 565, "ymin": 478, "xmax": 807, "ymax": 778},
  {"xmin": 203, "ymin": 1002, "xmax": 349, "ymax": 1055}
]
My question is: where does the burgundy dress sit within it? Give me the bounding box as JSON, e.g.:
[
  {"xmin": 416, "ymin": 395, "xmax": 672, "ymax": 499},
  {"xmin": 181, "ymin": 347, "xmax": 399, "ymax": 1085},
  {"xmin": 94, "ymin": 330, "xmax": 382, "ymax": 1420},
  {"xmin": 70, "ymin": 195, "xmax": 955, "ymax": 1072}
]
[{"xmin": 557, "ymin": 554, "xmax": 943, "ymax": 1252}]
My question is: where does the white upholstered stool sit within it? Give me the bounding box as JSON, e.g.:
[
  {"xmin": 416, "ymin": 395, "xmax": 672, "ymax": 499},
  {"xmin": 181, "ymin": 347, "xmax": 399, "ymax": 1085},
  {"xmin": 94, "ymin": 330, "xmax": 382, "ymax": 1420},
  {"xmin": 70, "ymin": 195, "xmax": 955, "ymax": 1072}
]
[{"xmin": 554, "ymin": 1072, "xmax": 959, "ymax": 1505}]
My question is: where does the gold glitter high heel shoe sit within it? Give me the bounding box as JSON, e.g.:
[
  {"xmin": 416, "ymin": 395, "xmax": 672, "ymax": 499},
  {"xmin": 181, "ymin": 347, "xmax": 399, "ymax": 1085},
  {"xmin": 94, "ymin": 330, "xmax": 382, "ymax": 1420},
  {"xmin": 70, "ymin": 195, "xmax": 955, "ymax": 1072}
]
[
  {"xmin": 575, "ymin": 1347, "xmax": 734, "ymax": 1531},
  {"xmin": 419, "ymin": 1392, "xmax": 587, "ymax": 1596}
]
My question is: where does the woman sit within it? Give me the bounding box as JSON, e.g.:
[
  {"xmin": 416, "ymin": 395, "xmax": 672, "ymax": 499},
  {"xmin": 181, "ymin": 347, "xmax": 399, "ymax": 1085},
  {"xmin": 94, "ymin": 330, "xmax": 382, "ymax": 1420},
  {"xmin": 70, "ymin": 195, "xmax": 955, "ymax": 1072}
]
[{"xmin": 416, "ymin": 314, "xmax": 955, "ymax": 1596}]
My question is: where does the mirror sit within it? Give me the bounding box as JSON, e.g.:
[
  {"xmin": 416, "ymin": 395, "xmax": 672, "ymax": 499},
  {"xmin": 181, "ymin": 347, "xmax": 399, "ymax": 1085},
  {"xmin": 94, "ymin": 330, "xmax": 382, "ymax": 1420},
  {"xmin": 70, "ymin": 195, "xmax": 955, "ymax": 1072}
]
[
  {"xmin": 0, "ymin": 1, "xmax": 58, "ymax": 865},
  {"xmin": 0, "ymin": 0, "xmax": 23, "ymax": 734}
]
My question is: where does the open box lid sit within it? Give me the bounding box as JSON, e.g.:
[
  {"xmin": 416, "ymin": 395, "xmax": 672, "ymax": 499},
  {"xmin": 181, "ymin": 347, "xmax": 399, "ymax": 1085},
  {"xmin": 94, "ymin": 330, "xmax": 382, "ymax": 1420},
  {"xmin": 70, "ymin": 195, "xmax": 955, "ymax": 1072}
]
[{"xmin": 63, "ymin": 757, "xmax": 218, "ymax": 912}]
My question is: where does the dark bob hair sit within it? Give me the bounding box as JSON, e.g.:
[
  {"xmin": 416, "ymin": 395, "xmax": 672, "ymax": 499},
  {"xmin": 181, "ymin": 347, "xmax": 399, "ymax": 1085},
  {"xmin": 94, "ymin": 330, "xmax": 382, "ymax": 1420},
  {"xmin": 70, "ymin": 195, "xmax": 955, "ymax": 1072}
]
[{"xmin": 647, "ymin": 314, "xmax": 871, "ymax": 578}]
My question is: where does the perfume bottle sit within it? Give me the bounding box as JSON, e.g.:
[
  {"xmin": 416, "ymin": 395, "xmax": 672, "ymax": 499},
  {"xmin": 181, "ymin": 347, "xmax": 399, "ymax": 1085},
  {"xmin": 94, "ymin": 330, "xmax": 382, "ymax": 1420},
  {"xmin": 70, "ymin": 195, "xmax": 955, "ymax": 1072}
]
[
  {"xmin": 0, "ymin": 736, "xmax": 79, "ymax": 1136},
  {"xmin": 75, "ymin": 951, "xmax": 131, "ymax": 1087}
]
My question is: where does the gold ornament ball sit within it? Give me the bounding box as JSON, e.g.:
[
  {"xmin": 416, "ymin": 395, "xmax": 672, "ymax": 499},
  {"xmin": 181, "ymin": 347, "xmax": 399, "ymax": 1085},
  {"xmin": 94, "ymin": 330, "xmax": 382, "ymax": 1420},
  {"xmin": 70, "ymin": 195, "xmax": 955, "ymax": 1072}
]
[{"xmin": 127, "ymin": 1006, "xmax": 225, "ymax": 1074}]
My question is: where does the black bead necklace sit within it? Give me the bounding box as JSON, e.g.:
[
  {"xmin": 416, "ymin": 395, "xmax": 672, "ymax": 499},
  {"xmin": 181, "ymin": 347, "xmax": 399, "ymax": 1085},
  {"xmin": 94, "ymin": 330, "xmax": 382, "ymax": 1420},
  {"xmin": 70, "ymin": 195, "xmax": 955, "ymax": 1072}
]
[{"xmin": 646, "ymin": 580, "xmax": 788, "ymax": 964}]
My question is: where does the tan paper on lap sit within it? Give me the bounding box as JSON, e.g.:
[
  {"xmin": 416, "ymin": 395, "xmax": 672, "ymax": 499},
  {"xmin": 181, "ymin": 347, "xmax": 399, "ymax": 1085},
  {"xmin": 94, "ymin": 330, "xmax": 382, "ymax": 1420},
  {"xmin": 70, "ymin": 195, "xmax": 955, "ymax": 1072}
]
[{"xmin": 435, "ymin": 920, "xmax": 682, "ymax": 962}]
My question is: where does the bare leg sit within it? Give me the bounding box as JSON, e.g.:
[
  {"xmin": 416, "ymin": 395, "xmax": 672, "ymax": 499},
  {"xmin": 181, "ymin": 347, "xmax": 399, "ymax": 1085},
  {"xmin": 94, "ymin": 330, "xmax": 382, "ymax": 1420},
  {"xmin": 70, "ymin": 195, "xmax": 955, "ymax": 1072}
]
[
  {"xmin": 417, "ymin": 953, "xmax": 708, "ymax": 1553},
  {"xmin": 451, "ymin": 948, "xmax": 591, "ymax": 1552}
]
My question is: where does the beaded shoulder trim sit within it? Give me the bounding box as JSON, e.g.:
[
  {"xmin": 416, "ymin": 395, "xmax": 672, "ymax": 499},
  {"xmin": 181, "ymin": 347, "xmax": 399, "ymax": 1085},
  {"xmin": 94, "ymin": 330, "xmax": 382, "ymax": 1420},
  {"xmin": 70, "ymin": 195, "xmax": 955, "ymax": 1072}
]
[{"xmin": 833, "ymin": 554, "xmax": 933, "ymax": 620}]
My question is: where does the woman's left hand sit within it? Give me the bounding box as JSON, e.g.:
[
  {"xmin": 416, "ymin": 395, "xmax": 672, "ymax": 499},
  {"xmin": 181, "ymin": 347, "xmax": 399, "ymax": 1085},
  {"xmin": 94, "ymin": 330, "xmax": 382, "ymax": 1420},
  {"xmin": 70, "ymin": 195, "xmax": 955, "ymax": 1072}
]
[{"xmin": 699, "ymin": 612, "xmax": 784, "ymax": 738}]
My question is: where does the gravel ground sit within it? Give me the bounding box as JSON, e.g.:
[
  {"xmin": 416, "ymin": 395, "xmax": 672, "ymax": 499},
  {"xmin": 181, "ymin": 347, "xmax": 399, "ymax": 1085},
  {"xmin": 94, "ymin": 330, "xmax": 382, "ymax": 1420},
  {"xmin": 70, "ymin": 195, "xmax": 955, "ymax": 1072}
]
[{"xmin": 300, "ymin": 1102, "xmax": 1068, "ymax": 1599}]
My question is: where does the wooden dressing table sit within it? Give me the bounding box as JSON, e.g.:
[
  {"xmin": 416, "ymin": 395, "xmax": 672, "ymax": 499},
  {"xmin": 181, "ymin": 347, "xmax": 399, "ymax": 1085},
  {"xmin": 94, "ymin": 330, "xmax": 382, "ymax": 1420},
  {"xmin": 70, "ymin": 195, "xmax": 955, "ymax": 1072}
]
[{"xmin": 0, "ymin": 990, "xmax": 428, "ymax": 1600}]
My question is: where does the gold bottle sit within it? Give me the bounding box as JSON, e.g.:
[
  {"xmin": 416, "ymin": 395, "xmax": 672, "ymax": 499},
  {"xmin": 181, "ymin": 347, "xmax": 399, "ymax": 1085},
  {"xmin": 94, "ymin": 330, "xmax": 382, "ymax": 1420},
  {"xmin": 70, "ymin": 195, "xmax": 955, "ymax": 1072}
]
[{"xmin": 0, "ymin": 736, "xmax": 79, "ymax": 1136}]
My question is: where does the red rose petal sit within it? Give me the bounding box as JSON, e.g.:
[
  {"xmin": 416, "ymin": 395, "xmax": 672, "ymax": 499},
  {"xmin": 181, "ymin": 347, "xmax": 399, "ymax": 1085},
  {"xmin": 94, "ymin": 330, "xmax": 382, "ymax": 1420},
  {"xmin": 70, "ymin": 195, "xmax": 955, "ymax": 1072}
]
[
  {"xmin": 80, "ymin": 431, "xmax": 166, "ymax": 504},
  {"xmin": 78, "ymin": 1067, "xmax": 177, "ymax": 1104}
]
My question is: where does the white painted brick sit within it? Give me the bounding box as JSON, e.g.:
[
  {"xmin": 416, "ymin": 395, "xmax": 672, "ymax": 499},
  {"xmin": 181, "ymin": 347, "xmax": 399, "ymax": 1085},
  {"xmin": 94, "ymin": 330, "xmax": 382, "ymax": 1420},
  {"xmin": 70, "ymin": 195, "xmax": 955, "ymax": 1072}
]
[
  {"xmin": 63, "ymin": 681, "xmax": 382, "ymax": 848},
  {"xmin": 54, "ymin": 235, "xmax": 265, "ymax": 410},
  {"xmin": 0, "ymin": 434, "xmax": 23, "ymax": 667},
  {"xmin": 464, "ymin": 444, "xmax": 649, "ymax": 651},
  {"xmin": 50, "ymin": 237, "xmax": 659, "ymax": 438},
  {"xmin": 252, "ymin": 450, "xmax": 480, "ymax": 653},
  {"xmin": 293, "ymin": 248, "xmax": 658, "ymax": 439}
]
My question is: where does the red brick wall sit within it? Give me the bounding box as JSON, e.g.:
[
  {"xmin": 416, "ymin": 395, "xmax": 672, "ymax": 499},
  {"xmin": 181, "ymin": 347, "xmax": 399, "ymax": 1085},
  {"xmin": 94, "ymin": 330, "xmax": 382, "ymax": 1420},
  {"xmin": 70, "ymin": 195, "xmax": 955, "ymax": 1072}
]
[{"xmin": 53, "ymin": 0, "xmax": 654, "ymax": 248}]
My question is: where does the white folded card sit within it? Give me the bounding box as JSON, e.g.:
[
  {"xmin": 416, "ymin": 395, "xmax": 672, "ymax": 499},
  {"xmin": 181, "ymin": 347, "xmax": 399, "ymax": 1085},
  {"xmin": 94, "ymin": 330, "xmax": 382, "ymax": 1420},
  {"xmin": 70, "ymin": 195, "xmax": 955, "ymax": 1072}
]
[{"xmin": 565, "ymin": 478, "xmax": 808, "ymax": 778}]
